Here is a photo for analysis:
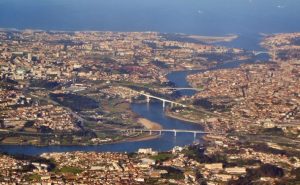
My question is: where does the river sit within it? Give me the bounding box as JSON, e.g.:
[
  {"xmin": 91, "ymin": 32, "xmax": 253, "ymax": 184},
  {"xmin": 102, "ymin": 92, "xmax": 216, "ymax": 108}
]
[
  {"xmin": 0, "ymin": 0, "xmax": 297, "ymax": 155},
  {"xmin": 0, "ymin": 53, "xmax": 270, "ymax": 156},
  {"xmin": 0, "ymin": 71, "xmax": 205, "ymax": 156}
]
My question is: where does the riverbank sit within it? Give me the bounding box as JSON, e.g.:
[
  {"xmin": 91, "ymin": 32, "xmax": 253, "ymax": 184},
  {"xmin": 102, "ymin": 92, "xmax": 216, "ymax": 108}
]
[
  {"xmin": 120, "ymin": 134, "xmax": 160, "ymax": 143},
  {"xmin": 0, "ymin": 114, "xmax": 163, "ymax": 147},
  {"xmin": 137, "ymin": 118, "xmax": 162, "ymax": 130},
  {"xmin": 165, "ymin": 110, "xmax": 205, "ymax": 127}
]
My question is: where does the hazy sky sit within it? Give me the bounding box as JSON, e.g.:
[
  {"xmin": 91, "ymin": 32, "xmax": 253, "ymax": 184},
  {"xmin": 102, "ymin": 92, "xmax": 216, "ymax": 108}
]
[{"xmin": 0, "ymin": 0, "xmax": 299, "ymax": 35}]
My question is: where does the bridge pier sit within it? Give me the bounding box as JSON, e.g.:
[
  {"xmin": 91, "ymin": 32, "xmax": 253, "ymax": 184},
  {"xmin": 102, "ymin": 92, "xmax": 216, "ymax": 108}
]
[
  {"xmin": 119, "ymin": 129, "xmax": 208, "ymax": 138},
  {"xmin": 140, "ymin": 92, "xmax": 186, "ymax": 108},
  {"xmin": 146, "ymin": 96, "xmax": 150, "ymax": 103}
]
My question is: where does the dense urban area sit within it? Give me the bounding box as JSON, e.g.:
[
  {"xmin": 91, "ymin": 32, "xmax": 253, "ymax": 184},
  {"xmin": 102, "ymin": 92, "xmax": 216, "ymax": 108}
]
[{"xmin": 0, "ymin": 30, "xmax": 299, "ymax": 184}]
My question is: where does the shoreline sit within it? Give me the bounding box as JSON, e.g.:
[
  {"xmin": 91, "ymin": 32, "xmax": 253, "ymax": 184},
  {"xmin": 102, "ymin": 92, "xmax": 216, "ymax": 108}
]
[
  {"xmin": 0, "ymin": 117, "xmax": 163, "ymax": 147},
  {"xmin": 137, "ymin": 118, "xmax": 163, "ymax": 130},
  {"xmin": 165, "ymin": 110, "xmax": 206, "ymax": 128},
  {"xmin": 0, "ymin": 110, "xmax": 203, "ymax": 149},
  {"xmin": 0, "ymin": 133, "xmax": 161, "ymax": 148},
  {"xmin": 185, "ymin": 34, "xmax": 239, "ymax": 43},
  {"xmin": 0, "ymin": 27, "xmax": 236, "ymax": 38},
  {"xmin": 119, "ymin": 134, "xmax": 160, "ymax": 143}
]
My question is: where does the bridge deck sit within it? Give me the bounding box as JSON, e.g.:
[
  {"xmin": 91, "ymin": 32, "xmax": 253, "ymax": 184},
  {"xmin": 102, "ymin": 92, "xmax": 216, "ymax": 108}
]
[
  {"xmin": 160, "ymin": 88, "xmax": 202, "ymax": 91},
  {"xmin": 119, "ymin": 129, "xmax": 210, "ymax": 134},
  {"xmin": 139, "ymin": 92, "xmax": 187, "ymax": 107}
]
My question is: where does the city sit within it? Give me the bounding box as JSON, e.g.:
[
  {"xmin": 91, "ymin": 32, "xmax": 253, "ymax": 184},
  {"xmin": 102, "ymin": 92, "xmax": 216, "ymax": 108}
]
[{"xmin": 1, "ymin": 0, "xmax": 300, "ymax": 184}]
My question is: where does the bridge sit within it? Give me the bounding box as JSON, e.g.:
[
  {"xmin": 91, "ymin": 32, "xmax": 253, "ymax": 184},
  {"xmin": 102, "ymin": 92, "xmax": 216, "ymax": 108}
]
[
  {"xmin": 120, "ymin": 129, "xmax": 210, "ymax": 138},
  {"xmin": 160, "ymin": 87, "xmax": 202, "ymax": 91},
  {"xmin": 139, "ymin": 92, "xmax": 187, "ymax": 108},
  {"xmin": 253, "ymin": 51, "xmax": 269, "ymax": 56}
]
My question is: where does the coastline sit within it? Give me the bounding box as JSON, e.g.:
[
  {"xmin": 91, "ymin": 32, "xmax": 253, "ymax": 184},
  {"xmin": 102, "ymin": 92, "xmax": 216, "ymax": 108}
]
[
  {"xmin": 186, "ymin": 34, "xmax": 239, "ymax": 43},
  {"xmin": 0, "ymin": 133, "xmax": 161, "ymax": 148}
]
